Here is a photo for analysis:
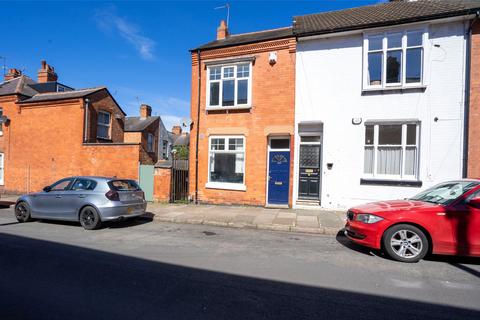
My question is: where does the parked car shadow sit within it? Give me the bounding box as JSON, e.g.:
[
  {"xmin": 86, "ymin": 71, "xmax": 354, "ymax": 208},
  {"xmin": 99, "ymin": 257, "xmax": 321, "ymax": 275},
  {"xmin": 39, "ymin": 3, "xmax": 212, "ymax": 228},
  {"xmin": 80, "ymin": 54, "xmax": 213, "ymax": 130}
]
[
  {"xmin": 335, "ymin": 229, "xmax": 384, "ymax": 258},
  {"xmin": 1, "ymin": 232, "xmax": 478, "ymax": 320}
]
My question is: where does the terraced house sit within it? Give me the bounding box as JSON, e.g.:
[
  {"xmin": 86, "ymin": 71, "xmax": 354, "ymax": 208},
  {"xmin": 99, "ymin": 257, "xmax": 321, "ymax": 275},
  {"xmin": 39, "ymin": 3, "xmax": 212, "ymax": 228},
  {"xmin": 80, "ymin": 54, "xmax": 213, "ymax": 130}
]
[
  {"xmin": 189, "ymin": 0, "xmax": 480, "ymax": 209},
  {"xmin": 0, "ymin": 60, "xmax": 158, "ymax": 193}
]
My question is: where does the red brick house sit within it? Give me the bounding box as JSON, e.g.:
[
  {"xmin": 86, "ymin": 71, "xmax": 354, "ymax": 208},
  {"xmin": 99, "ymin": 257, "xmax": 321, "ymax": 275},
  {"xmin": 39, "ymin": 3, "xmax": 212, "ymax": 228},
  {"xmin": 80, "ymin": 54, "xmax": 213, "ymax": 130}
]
[
  {"xmin": 0, "ymin": 60, "xmax": 157, "ymax": 193},
  {"xmin": 189, "ymin": 21, "xmax": 296, "ymax": 207},
  {"xmin": 468, "ymin": 17, "xmax": 480, "ymax": 178}
]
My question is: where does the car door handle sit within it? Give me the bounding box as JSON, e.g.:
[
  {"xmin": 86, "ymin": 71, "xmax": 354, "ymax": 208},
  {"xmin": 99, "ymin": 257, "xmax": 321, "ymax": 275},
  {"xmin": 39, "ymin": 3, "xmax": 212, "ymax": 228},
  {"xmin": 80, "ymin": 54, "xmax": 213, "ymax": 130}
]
[{"xmin": 55, "ymin": 195, "xmax": 62, "ymax": 199}]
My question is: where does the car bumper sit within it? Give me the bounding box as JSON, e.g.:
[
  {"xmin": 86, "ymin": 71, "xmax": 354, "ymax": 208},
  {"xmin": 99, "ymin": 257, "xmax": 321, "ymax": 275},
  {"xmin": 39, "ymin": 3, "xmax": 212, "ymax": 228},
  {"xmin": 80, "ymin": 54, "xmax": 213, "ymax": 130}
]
[
  {"xmin": 98, "ymin": 202, "xmax": 147, "ymax": 221},
  {"xmin": 344, "ymin": 220, "xmax": 385, "ymax": 250}
]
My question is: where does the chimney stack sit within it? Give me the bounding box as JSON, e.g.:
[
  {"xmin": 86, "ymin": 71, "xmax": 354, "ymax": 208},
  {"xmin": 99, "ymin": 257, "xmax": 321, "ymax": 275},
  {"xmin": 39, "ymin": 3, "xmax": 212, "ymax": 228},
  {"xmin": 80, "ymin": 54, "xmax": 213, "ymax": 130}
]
[
  {"xmin": 37, "ymin": 60, "xmax": 58, "ymax": 83},
  {"xmin": 217, "ymin": 20, "xmax": 229, "ymax": 40},
  {"xmin": 172, "ymin": 125, "xmax": 182, "ymax": 135},
  {"xmin": 4, "ymin": 68, "xmax": 22, "ymax": 81},
  {"xmin": 140, "ymin": 104, "xmax": 152, "ymax": 119}
]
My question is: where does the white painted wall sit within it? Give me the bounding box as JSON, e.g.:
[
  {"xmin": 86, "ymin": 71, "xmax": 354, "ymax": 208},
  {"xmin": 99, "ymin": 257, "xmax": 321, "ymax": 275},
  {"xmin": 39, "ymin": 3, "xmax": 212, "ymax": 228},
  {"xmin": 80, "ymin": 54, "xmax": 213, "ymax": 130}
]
[{"xmin": 294, "ymin": 20, "xmax": 468, "ymax": 209}]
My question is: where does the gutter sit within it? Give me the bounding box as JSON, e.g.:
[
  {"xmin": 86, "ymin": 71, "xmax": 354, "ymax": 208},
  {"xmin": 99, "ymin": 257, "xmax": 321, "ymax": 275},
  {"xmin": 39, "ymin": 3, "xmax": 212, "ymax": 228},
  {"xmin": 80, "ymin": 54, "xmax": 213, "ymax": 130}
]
[
  {"xmin": 194, "ymin": 49, "xmax": 201, "ymax": 204},
  {"xmin": 463, "ymin": 11, "xmax": 480, "ymax": 178},
  {"xmin": 83, "ymin": 98, "xmax": 90, "ymax": 143}
]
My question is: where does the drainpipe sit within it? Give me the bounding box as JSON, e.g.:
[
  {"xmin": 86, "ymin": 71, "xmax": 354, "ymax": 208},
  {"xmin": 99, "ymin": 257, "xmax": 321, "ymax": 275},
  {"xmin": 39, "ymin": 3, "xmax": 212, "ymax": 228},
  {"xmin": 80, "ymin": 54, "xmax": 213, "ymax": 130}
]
[
  {"xmin": 194, "ymin": 49, "xmax": 201, "ymax": 204},
  {"xmin": 463, "ymin": 11, "xmax": 480, "ymax": 178},
  {"xmin": 83, "ymin": 98, "xmax": 90, "ymax": 143}
]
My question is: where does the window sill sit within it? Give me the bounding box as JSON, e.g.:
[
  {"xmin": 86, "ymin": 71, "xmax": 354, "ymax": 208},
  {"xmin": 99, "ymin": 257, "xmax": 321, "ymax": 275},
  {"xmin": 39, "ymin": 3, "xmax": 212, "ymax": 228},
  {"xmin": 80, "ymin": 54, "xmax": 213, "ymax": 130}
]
[
  {"xmin": 360, "ymin": 178, "xmax": 422, "ymax": 187},
  {"xmin": 362, "ymin": 85, "xmax": 426, "ymax": 94},
  {"xmin": 206, "ymin": 182, "xmax": 246, "ymax": 191},
  {"xmin": 206, "ymin": 105, "xmax": 252, "ymax": 111}
]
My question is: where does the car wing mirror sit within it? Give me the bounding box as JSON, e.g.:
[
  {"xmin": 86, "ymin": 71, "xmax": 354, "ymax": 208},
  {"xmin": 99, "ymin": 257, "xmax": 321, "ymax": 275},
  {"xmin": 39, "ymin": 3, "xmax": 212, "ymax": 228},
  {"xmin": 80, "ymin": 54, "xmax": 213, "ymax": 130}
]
[
  {"xmin": 43, "ymin": 186, "xmax": 52, "ymax": 193},
  {"xmin": 467, "ymin": 197, "xmax": 480, "ymax": 209}
]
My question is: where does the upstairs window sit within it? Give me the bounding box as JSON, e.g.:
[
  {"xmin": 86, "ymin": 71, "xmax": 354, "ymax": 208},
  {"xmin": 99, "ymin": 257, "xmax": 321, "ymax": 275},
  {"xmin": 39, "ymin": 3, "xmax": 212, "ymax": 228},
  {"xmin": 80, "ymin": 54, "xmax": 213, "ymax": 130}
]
[
  {"xmin": 147, "ymin": 133, "xmax": 154, "ymax": 152},
  {"xmin": 97, "ymin": 111, "xmax": 111, "ymax": 139},
  {"xmin": 364, "ymin": 29, "xmax": 425, "ymax": 89},
  {"xmin": 364, "ymin": 122, "xmax": 419, "ymax": 180},
  {"xmin": 0, "ymin": 108, "xmax": 3, "ymax": 134},
  {"xmin": 207, "ymin": 63, "xmax": 251, "ymax": 109}
]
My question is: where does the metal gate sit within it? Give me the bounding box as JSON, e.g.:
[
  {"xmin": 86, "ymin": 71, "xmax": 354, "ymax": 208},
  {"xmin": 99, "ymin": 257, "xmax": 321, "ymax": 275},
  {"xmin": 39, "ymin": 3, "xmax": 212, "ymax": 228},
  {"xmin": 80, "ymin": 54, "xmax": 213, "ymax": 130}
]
[
  {"xmin": 170, "ymin": 158, "xmax": 189, "ymax": 203},
  {"xmin": 139, "ymin": 164, "xmax": 154, "ymax": 202}
]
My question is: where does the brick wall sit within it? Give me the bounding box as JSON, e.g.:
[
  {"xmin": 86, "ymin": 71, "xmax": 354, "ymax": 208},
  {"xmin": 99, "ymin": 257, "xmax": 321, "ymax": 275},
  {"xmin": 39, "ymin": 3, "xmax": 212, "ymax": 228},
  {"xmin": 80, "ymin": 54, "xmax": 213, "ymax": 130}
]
[
  {"xmin": 189, "ymin": 38, "xmax": 296, "ymax": 206},
  {"xmin": 468, "ymin": 21, "xmax": 480, "ymax": 178},
  {"xmin": 153, "ymin": 167, "xmax": 171, "ymax": 202},
  {"xmin": 0, "ymin": 95, "xmax": 141, "ymax": 193}
]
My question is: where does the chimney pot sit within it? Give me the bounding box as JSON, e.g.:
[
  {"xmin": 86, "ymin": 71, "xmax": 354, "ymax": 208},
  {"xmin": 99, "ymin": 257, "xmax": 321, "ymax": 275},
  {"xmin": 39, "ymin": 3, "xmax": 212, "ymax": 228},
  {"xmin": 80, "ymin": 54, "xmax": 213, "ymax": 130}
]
[
  {"xmin": 172, "ymin": 125, "xmax": 182, "ymax": 135},
  {"xmin": 217, "ymin": 20, "xmax": 229, "ymax": 40},
  {"xmin": 4, "ymin": 68, "xmax": 22, "ymax": 81},
  {"xmin": 37, "ymin": 60, "xmax": 58, "ymax": 83},
  {"xmin": 140, "ymin": 104, "xmax": 152, "ymax": 119}
]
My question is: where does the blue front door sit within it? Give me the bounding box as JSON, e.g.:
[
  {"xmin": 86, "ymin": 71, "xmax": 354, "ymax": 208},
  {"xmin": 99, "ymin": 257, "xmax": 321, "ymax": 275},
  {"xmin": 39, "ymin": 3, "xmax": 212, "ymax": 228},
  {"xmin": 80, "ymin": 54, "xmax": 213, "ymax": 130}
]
[{"xmin": 268, "ymin": 151, "xmax": 290, "ymax": 205}]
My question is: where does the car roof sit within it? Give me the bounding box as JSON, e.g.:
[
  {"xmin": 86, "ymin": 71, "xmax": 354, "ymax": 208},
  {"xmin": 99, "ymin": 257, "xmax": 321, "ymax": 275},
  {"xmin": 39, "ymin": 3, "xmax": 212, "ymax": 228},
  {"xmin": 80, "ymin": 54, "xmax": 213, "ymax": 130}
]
[{"xmin": 62, "ymin": 176, "xmax": 135, "ymax": 182}]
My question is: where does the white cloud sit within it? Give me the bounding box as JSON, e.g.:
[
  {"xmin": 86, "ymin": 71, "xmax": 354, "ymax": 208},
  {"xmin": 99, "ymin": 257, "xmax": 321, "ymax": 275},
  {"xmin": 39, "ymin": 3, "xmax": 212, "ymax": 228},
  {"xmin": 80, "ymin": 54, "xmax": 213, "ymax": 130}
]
[
  {"xmin": 161, "ymin": 115, "xmax": 185, "ymax": 132},
  {"xmin": 95, "ymin": 6, "xmax": 156, "ymax": 61}
]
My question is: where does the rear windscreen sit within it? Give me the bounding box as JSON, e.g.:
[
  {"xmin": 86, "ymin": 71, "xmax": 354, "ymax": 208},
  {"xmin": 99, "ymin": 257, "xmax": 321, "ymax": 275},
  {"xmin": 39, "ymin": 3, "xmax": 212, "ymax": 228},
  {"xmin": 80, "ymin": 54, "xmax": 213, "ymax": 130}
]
[{"xmin": 108, "ymin": 180, "xmax": 140, "ymax": 191}]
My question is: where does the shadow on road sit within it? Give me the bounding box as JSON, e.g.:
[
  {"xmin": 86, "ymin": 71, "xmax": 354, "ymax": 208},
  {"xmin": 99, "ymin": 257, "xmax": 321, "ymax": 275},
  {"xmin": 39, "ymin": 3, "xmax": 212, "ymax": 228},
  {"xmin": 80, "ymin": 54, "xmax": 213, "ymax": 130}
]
[{"xmin": 0, "ymin": 232, "xmax": 478, "ymax": 320}]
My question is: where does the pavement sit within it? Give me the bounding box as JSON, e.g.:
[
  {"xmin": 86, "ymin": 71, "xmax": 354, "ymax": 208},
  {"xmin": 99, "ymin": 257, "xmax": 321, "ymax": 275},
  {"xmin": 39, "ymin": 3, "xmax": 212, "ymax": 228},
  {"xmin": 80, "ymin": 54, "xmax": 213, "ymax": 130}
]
[
  {"xmin": 0, "ymin": 207, "xmax": 479, "ymax": 320},
  {"xmin": 148, "ymin": 202, "xmax": 346, "ymax": 235}
]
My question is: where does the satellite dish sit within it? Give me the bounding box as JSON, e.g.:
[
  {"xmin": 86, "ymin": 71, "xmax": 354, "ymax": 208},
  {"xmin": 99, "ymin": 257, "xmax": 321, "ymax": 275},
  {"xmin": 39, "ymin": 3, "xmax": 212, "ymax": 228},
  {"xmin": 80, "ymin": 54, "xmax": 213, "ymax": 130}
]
[{"xmin": 181, "ymin": 118, "xmax": 193, "ymax": 127}]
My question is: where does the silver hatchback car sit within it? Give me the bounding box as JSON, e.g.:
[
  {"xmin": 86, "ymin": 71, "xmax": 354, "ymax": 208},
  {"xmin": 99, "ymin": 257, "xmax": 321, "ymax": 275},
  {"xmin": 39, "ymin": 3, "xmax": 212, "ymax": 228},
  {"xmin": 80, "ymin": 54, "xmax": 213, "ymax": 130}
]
[{"xmin": 15, "ymin": 176, "xmax": 147, "ymax": 230}]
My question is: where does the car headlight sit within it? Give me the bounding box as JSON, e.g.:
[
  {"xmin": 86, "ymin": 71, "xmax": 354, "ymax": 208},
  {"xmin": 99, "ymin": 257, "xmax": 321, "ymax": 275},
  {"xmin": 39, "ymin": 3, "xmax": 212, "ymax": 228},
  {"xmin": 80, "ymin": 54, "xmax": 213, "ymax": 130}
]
[{"xmin": 356, "ymin": 213, "xmax": 384, "ymax": 224}]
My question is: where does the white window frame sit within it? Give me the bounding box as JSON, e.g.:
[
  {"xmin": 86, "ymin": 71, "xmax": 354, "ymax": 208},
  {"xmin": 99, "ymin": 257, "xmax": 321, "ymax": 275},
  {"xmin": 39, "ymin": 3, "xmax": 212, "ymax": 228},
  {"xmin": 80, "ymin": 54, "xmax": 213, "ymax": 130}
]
[
  {"xmin": 363, "ymin": 27, "xmax": 428, "ymax": 91},
  {"xmin": 147, "ymin": 133, "xmax": 154, "ymax": 152},
  {"xmin": 0, "ymin": 153, "xmax": 4, "ymax": 185},
  {"xmin": 206, "ymin": 62, "xmax": 252, "ymax": 110},
  {"xmin": 363, "ymin": 121, "xmax": 420, "ymax": 181},
  {"xmin": 206, "ymin": 135, "xmax": 246, "ymax": 191},
  {"xmin": 97, "ymin": 111, "xmax": 111, "ymax": 139}
]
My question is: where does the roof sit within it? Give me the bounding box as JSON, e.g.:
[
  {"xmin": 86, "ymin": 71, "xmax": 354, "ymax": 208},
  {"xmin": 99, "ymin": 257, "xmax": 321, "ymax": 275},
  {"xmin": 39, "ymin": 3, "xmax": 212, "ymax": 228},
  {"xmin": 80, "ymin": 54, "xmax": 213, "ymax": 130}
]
[
  {"xmin": 293, "ymin": 0, "xmax": 480, "ymax": 37},
  {"xmin": 0, "ymin": 75, "xmax": 39, "ymax": 97},
  {"xmin": 168, "ymin": 132, "xmax": 190, "ymax": 146},
  {"xmin": 18, "ymin": 87, "xmax": 105, "ymax": 103},
  {"xmin": 124, "ymin": 116, "xmax": 160, "ymax": 132},
  {"xmin": 192, "ymin": 27, "xmax": 293, "ymax": 51}
]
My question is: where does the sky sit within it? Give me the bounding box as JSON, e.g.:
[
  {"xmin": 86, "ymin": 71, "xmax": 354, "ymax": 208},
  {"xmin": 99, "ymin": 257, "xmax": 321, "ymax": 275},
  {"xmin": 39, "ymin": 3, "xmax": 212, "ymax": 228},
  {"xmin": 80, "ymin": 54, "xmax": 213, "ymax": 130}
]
[{"xmin": 1, "ymin": 0, "xmax": 381, "ymax": 130}]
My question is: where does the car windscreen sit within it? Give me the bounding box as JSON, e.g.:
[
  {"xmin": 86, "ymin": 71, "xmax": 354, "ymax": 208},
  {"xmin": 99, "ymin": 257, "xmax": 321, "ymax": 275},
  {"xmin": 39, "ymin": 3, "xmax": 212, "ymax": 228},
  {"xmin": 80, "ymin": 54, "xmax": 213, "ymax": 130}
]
[
  {"xmin": 108, "ymin": 180, "xmax": 140, "ymax": 191},
  {"xmin": 410, "ymin": 181, "xmax": 480, "ymax": 205}
]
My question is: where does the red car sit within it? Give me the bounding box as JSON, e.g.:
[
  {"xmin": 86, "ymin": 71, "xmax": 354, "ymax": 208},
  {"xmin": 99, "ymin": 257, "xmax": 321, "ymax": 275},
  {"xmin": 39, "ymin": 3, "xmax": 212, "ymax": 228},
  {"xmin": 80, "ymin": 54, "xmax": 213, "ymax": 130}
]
[{"xmin": 345, "ymin": 180, "xmax": 480, "ymax": 262}]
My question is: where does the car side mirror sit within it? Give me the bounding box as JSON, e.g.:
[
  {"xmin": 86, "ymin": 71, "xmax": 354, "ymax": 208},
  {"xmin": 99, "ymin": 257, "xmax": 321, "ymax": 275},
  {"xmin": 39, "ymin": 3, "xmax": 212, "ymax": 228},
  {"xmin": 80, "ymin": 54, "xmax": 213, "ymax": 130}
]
[
  {"xmin": 43, "ymin": 186, "xmax": 52, "ymax": 193},
  {"xmin": 467, "ymin": 197, "xmax": 480, "ymax": 209}
]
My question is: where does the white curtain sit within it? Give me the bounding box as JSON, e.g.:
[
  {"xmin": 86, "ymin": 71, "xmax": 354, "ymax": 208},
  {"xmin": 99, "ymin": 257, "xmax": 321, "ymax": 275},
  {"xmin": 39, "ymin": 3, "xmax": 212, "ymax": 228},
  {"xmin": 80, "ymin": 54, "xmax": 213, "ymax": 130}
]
[
  {"xmin": 235, "ymin": 153, "xmax": 244, "ymax": 174},
  {"xmin": 364, "ymin": 147, "xmax": 374, "ymax": 174},
  {"xmin": 404, "ymin": 147, "xmax": 416, "ymax": 176},
  {"xmin": 377, "ymin": 147, "xmax": 402, "ymax": 175}
]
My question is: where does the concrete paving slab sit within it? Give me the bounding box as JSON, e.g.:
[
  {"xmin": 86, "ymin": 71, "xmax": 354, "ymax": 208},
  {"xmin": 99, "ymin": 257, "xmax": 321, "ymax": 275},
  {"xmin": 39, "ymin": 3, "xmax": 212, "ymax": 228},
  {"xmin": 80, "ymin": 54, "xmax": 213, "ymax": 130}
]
[
  {"xmin": 252, "ymin": 213, "xmax": 276, "ymax": 225},
  {"xmin": 296, "ymin": 215, "xmax": 319, "ymax": 228}
]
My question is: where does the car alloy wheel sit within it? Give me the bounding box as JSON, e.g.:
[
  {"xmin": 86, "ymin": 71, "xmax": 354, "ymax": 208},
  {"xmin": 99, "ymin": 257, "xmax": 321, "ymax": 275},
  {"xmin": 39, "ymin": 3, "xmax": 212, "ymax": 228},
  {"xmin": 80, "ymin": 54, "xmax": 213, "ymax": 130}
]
[
  {"xmin": 79, "ymin": 206, "xmax": 102, "ymax": 230},
  {"xmin": 390, "ymin": 230, "xmax": 423, "ymax": 259},
  {"xmin": 15, "ymin": 202, "xmax": 32, "ymax": 222}
]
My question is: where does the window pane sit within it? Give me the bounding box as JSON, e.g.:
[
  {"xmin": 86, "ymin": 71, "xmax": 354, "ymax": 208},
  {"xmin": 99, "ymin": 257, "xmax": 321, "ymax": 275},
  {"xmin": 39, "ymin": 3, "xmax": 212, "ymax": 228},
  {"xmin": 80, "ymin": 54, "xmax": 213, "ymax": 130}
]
[
  {"xmin": 209, "ymin": 82, "xmax": 220, "ymax": 106},
  {"xmin": 223, "ymin": 67, "xmax": 234, "ymax": 78},
  {"xmin": 210, "ymin": 67, "xmax": 221, "ymax": 80},
  {"xmin": 222, "ymin": 80, "xmax": 234, "ymax": 106},
  {"xmin": 51, "ymin": 179, "xmax": 73, "ymax": 191},
  {"xmin": 369, "ymin": 37, "xmax": 382, "ymax": 51},
  {"xmin": 270, "ymin": 139, "xmax": 289, "ymax": 149},
  {"xmin": 299, "ymin": 145, "xmax": 320, "ymax": 168},
  {"xmin": 97, "ymin": 125, "xmax": 108, "ymax": 138},
  {"xmin": 378, "ymin": 125, "xmax": 402, "ymax": 145},
  {"xmin": 211, "ymin": 138, "xmax": 225, "ymax": 150},
  {"xmin": 228, "ymin": 138, "xmax": 244, "ymax": 151},
  {"xmin": 377, "ymin": 147, "xmax": 402, "ymax": 175},
  {"xmin": 300, "ymin": 136, "xmax": 320, "ymax": 143},
  {"xmin": 407, "ymin": 124, "xmax": 417, "ymax": 145},
  {"xmin": 364, "ymin": 146, "xmax": 374, "ymax": 174},
  {"xmin": 237, "ymin": 64, "xmax": 249, "ymax": 78},
  {"xmin": 406, "ymin": 48, "xmax": 422, "ymax": 83},
  {"xmin": 386, "ymin": 50, "xmax": 402, "ymax": 83},
  {"xmin": 405, "ymin": 147, "xmax": 417, "ymax": 175},
  {"xmin": 209, "ymin": 153, "xmax": 244, "ymax": 183},
  {"xmin": 387, "ymin": 33, "xmax": 402, "ymax": 48},
  {"xmin": 365, "ymin": 125, "xmax": 374, "ymax": 145},
  {"xmin": 368, "ymin": 52, "xmax": 382, "ymax": 86},
  {"xmin": 407, "ymin": 31, "xmax": 423, "ymax": 47},
  {"xmin": 237, "ymin": 79, "xmax": 248, "ymax": 104},
  {"xmin": 72, "ymin": 179, "xmax": 97, "ymax": 191}
]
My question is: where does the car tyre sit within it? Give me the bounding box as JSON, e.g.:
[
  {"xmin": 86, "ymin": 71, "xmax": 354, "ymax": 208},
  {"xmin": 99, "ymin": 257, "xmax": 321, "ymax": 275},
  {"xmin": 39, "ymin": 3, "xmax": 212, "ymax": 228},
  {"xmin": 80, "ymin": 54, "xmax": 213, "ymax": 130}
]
[
  {"xmin": 15, "ymin": 201, "xmax": 32, "ymax": 223},
  {"xmin": 79, "ymin": 206, "xmax": 102, "ymax": 230},
  {"xmin": 383, "ymin": 224, "xmax": 428, "ymax": 263}
]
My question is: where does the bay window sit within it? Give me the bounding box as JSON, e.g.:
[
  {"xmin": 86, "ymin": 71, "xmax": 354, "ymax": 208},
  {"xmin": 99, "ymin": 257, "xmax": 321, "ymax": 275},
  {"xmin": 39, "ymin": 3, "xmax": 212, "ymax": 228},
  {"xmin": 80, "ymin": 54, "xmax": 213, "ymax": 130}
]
[
  {"xmin": 364, "ymin": 29, "xmax": 425, "ymax": 89},
  {"xmin": 207, "ymin": 63, "xmax": 251, "ymax": 109},
  {"xmin": 208, "ymin": 136, "xmax": 245, "ymax": 189},
  {"xmin": 364, "ymin": 122, "xmax": 419, "ymax": 180}
]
